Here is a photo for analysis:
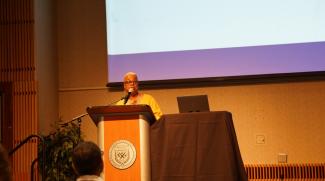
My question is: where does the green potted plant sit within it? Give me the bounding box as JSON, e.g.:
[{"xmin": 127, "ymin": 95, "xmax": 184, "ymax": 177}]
[{"xmin": 38, "ymin": 120, "xmax": 83, "ymax": 181}]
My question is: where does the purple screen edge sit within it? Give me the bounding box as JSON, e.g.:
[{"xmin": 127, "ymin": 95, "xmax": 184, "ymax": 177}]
[{"xmin": 108, "ymin": 42, "xmax": 325, "ymax": 83}]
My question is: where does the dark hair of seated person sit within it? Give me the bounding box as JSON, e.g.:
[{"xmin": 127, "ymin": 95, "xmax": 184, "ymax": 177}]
[
  {"xmin": 0, "ymin": 144, "xmax": 12, "ymax": 181},
  {"xmin": 72, "ymin": 141, "xmax": 103, "ymax": 176}
]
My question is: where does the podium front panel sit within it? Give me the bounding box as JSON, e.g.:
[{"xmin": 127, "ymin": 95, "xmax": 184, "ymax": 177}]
[{"xmin": 98, "ymin": 115, "xmax": 151, "ymax": 181}]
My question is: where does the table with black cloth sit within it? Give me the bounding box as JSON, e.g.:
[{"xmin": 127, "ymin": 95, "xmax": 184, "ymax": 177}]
[{"xmin": 150, "ymin": 111, "xmax": 248, "ymax": 181}]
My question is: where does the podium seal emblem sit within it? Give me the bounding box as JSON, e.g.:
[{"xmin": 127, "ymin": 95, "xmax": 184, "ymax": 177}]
[{"xmin": 109, "ymin": 140, "xmax": 136, "ymax": 169}]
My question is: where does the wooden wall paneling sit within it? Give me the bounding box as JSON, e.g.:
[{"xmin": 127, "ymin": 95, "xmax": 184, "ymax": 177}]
[
  {"xmin": 0, "ymin": 1, "xmax": 37, "ymax": 179},
  {"xmin": 11, "ymin": 81, "xmax": 38, "ymax": 180}
]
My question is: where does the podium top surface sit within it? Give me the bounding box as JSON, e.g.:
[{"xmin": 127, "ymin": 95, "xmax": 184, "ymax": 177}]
[{"xmin": 87, "ymin": 104, "xmax": 156, "ymax": 125}]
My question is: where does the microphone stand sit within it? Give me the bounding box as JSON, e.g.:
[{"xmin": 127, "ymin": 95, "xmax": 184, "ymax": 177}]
[
  {"xmin": 62, "ymin": 95, "xmax": 127, "ymax": 141},
  {"xmin": 59, "ymin": 113, "xmax": 88, "ymax": 141},
  {"xmin": 108, "ymin": 89, "xmax": 133, "ymax": 105}
]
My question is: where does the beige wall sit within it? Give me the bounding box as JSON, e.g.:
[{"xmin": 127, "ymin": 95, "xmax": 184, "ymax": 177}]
[
  {"xmin": 35, "ymin": 0, "xmax": 59, "ymax": 135},
  {"xmin": 56, "ymin": 0, "xmax": 325, "ymax": 164}
]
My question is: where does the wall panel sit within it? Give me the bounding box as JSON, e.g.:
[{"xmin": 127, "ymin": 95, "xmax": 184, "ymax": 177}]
[{"xmin": 0, "ymin": 0, "xmax": 38, "ymax": 180}]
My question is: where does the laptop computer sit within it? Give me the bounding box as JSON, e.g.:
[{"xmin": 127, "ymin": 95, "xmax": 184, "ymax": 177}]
[{"xmin": 177, "ymin": 95, "xmax": 210, "ymax": 113}]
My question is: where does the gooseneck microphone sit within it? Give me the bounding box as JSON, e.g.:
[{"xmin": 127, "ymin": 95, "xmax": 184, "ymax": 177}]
[{"xmin": 123, "ymin": 88, "xmax": 133, "ymax": 105}]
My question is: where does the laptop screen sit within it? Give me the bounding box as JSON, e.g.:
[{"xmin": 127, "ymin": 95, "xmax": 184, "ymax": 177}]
[{"xmin": 177, "ymin": 95, "xmax": 210, "ymax": 113}]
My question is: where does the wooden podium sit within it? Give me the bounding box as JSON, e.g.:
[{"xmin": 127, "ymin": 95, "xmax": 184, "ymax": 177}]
[{"xmin": 87, "ymin": 105, "xmax": 156, "ymax": 181}]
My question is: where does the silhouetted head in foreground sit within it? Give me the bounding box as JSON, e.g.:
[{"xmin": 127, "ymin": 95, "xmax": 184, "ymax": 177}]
[{"xmin": 72, "ymin": 141, "xmax": 103, "ymax": 177}]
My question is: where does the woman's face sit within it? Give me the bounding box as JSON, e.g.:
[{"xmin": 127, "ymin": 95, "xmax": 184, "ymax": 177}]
[{"xmin": 123, "ymin": 74, "xmax": 139, "ymax": 95}]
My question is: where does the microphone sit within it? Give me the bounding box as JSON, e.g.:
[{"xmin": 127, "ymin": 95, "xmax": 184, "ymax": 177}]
[{"xmin": 123, "ymin": 88, "xmax": 133, "ymax": 105}]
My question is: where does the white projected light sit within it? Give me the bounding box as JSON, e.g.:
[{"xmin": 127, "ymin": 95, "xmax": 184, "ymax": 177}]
[{"xmin": 106, "ymin": 0, "xmax": 325, "ymax": 54}]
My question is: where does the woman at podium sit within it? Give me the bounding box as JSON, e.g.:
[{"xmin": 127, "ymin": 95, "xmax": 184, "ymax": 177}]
[{"xmin": 115, "ymin": 72, "xmax": 163, "ymax": 120}]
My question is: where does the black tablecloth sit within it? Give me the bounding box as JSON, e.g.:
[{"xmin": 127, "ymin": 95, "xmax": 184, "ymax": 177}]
[{"xmin": 150, "ymin": 111, "xmax": 248, "ymax": 181}]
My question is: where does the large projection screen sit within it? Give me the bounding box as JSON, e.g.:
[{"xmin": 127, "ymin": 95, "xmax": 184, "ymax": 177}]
[{"xmin": 105, "ymin": 0, "xmax": 325, "ymax": 86}]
